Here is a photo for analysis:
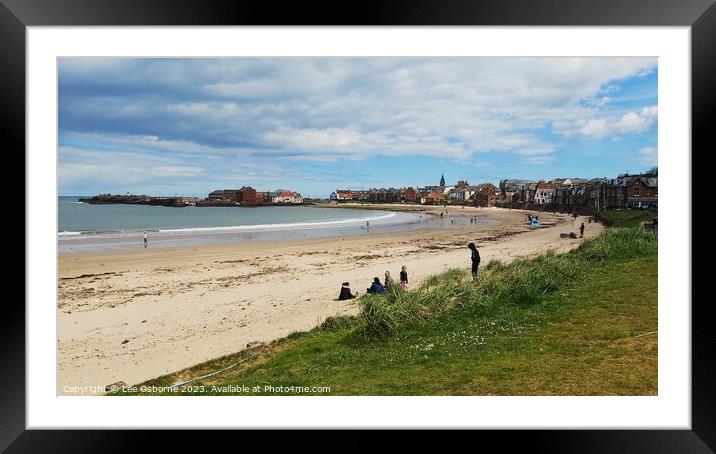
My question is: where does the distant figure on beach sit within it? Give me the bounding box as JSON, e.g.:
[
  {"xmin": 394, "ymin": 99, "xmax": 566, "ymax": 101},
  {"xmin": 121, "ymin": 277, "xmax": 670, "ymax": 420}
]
[
  {"xmin": 338, "ymin": 282, "xmax": 356, "ymax": 300},
  {"xmin": 366, "ymin": 220, "xmax": 370, "ymax": 229},
  {"xmin": 468, "ymin": 242, "xmax": 481, "ymax": 281},
  {"xmin": 451, "ymin": 217, "xmax": 455, "ymax": 224},
  {"xmin": 579, "ymin": 222, "xmax": 585, "ymax": 238},
  {"xmin": 440, "ymin": 212, "xmax": 443, "ymax": 219},
  {"xmin": 143, "ymin": 232, "xmax": 148, "ymax": 248},
  {"xmin": 384, "ymin": 271, "xmax": 395, "ymax": 289},
  {"xmin": 367, "ymin": 277, "xmax": 386, "ymax": 294},
  {"xmin": 400, "ymin": 266, "xmax": 408, "ymax": 289}
]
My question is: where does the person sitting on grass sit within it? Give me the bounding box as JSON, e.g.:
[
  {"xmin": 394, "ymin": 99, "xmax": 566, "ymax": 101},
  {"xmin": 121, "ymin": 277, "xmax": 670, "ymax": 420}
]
[
  {"xmin": 338, "ymin": 282, "xmax": 356, "ymax": 300},
  {"xmin": 367, "ymin": 277, "xmax": 386, "ymax": 294}
]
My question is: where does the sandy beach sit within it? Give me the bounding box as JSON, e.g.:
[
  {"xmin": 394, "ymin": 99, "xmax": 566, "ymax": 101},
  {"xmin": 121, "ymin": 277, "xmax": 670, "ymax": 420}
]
[{"xmin": 58, "ymin": 206, "xmax": 602, "ymax": 395}]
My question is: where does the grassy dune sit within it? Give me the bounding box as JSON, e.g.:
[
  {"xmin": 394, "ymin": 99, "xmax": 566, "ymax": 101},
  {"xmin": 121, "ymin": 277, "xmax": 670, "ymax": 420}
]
[
  {"xmin": 114, "ymin": 228, "xmax": 657, "ymax": 396},
  {"xmin": 599, "ymin": 208, "xmax": 656, "ymax": 228}
]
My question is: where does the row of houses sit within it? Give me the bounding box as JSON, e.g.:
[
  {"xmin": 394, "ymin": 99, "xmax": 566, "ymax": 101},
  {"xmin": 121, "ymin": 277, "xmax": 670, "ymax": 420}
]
[
  {"xmin": 330, "ymin": 171, "xmax": 657, "ymax": 210},
  {"xmin": 201, "ymin": 187, "xmax": 304, "ymax": 206},
  {"xmin": 500, "ymin": 174, "xmax": 658, "ymax": 210},
  {"xmin": 330, "ymin": 182, "xmax": 501, "ymax": 207}
]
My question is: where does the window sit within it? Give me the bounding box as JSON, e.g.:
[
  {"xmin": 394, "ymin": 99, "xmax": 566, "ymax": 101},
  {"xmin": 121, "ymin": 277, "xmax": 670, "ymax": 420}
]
[{"xmin": 634, "ymin": 187, "xmax": 640, "ymax": 196}]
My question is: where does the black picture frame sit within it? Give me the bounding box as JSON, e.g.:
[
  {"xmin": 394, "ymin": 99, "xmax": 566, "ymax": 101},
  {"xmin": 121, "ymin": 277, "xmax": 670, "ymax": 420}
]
[{"xmin": 4, "ymin": 0, "xmax": 709, "ymax": 449}]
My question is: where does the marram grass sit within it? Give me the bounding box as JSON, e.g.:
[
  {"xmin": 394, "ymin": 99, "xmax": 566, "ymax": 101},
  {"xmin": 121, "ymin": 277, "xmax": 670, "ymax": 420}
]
[{"xmin": 355, "ymin": 227, "xmax": 657, "ymax": 339}]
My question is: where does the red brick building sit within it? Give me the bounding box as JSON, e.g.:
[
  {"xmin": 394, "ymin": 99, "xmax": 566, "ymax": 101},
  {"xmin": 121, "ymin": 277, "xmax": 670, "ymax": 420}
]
[
  {"xmin": 625, "ymin": 177, "xmax": 658, "ymax": 208},
  {"xmin": 238, "ymin": 186, "xmax": 258, "ymax": 205},
  {"xmin": 473, "ymin": 183, "xmax": 498, "ymax": 207},
  {"xmin": 403, "ymin": 187, "xmax": 417, "ymax": 202},
  {"xmin": 222, "ymin": 189, "xmax": 241, "ymax": 202},
  {"xmin": 424, "ymin": 191, "xmax": 442, "ymax": 204},
  {"xmin": 336, "ymin": 190, "xmax": 353, "ymax": 200}
]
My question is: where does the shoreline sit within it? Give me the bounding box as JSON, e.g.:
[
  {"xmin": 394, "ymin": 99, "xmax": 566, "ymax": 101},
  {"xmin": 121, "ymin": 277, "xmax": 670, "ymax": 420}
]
[
  {"xmin": 58, "ymin": 206, "xmax": 601, "ymax": 394},
  {"xmin": 57, "ymin": 204, "xmax": 506, "ymax": 254}
]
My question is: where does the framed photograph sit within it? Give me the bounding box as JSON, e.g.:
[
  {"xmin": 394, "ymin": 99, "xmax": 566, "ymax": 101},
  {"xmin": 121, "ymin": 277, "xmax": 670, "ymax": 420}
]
[{"xmin": 7, "ymin": 0, "xmax": 710, "ymax": 448}]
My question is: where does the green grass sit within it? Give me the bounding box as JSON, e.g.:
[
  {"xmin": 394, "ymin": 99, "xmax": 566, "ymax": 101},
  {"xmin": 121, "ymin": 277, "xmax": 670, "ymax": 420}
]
[
  {"xmin": 115, "ymin": 228, "xmax": 657, "ymax": 396},
  {"xmin": 599, "ymin": 208, "xmax": 656, "ymax": 228}
]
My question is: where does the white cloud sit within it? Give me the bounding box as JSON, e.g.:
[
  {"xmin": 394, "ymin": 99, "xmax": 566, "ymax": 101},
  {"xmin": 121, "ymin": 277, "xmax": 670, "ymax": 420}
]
[
  {"xmin": 59, "ymin": 57, "xmax": 658, "ymax": 186},
  {"xmin": 58, "ymin": 147, "xmax": 204, "ymax": 187},
  {"xmin": 578, "ymin": 119, "xmax": 611, "ymax": 140},
  {"xmin": 556, "ymin": 104, "xmax": 657, "ymax": 140},
  {"xmin": 637, "ymin": 146, "xmax": 658, "ymax": 166}
]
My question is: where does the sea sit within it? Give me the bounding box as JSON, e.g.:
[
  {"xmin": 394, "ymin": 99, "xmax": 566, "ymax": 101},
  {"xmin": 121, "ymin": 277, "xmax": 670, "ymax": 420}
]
[{"xmin": 57, "ymin": 196, "xmax": 443, "ymax": 252}]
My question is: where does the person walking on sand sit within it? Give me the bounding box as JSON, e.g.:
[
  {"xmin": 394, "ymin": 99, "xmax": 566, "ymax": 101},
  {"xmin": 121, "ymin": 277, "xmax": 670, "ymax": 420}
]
[
  {"xmin": 400, "ymin": 266, "xmax": 408, "ymax": 289},
  {"xmin": 579, "ymin": 222, "xmax": 585, "ymax": 238},
  {"xmin": 468, "ymin": 242, "xmax": 481, "ymax": 281},
  {"xmin": 143, "ymin": 232, "xmax": 148, "ymax": 248}
]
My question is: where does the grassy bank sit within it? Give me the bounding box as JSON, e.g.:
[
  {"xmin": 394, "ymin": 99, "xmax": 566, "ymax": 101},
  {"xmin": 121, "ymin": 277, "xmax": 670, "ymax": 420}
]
[
  {"xmin": 598, "ymin": 208, "xmax": 656, "ymax": 228},
  {"xmin": 115, "ymin": 228, "xmax": 657, "ymax": 396}
]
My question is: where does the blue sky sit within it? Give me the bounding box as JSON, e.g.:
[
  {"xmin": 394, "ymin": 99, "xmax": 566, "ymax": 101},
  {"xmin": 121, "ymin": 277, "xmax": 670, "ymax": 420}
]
[{"xmin": 58, "ymin": 58, "xmax": 658, "ymax": 197}]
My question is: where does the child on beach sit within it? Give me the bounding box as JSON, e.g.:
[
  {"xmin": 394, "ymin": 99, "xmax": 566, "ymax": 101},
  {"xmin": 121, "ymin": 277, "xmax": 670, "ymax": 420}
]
[
  {"xmin": 400, "ymin": 266, "xmax": 408, "ymax": 289},
  {"xmin": 143, "ymin": 232, "xmax": 148, "ymax": 248}
]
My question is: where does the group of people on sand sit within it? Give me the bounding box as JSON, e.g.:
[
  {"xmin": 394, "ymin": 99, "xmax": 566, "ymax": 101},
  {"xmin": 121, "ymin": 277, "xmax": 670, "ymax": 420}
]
[
  {"xmin": 338, "ymin": 266, "xmax": 409, "ymax": 300},
  {"xmin": 338, "ymin": 242, "xmax": 484, "ymax": 300}
]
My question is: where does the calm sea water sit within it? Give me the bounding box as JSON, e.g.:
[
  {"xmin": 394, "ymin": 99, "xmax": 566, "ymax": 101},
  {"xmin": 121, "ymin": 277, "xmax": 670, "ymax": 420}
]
[
  {"xmin": 58, "ymin": 196, "xmax": 410, "ymax": 234},
  {"xmin": 57, "ymin": 196, "xmax": 442, "ymax": 252}
]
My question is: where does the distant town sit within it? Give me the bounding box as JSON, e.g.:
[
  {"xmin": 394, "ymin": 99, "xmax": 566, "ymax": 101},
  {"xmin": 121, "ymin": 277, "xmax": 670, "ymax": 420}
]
[{"xmin": 78, "ymin": 168, "xmax": 657, "ymax": 212}]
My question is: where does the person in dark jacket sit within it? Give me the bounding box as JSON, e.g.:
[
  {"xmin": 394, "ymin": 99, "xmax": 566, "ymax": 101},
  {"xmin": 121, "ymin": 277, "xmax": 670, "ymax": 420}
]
[
  {"xmin": 579, "ymin": 222, "xmax": 585, "ymax": 238},
  {"xmin": 468, "ymin": 242, "xmax": 481, "ymax": 281},
  {"xmin": 367, "ymin": 277, "xmax": 386, "ymax": 294},
  {"xmin": 400, "ymin": 266, "xmax": 408, "ymax": 289},
  {"xmin": 338, "ymin": 282, "xmax": 356, "ymax": 300}
]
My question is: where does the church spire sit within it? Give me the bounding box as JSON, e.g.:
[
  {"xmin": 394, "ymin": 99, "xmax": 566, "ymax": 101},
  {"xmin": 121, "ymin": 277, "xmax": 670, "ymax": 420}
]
[{"xmin": 440, "ymin": 174, "xmax": 445, "ymax": 187}]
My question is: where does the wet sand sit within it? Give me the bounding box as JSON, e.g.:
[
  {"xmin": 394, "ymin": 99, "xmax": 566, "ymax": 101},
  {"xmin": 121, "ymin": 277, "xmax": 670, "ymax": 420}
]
[{"xmin": 58, "ymin": 206, "xmax": 601, "ymax": 394}]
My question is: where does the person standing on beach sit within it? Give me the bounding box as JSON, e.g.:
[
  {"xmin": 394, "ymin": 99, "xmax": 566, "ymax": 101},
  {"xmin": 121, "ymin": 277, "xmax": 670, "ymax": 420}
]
[
  {"xmin": 143, "ymin": 232, "xmax": 148, "ymax": 248},
  {"xmin": 579, "ymin": 222, "xmax": 585, "ymax": 238},
  {"xmin": 468, "ymin": 242, "xmax": 481, "ymax": 281},
  {"xmin": 366, "ymin": 220, "xmax": 370, "ymax": 230},
  {"xmin": 400, "ymin": 266, "xmax": 408, "ymax": 289}
]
